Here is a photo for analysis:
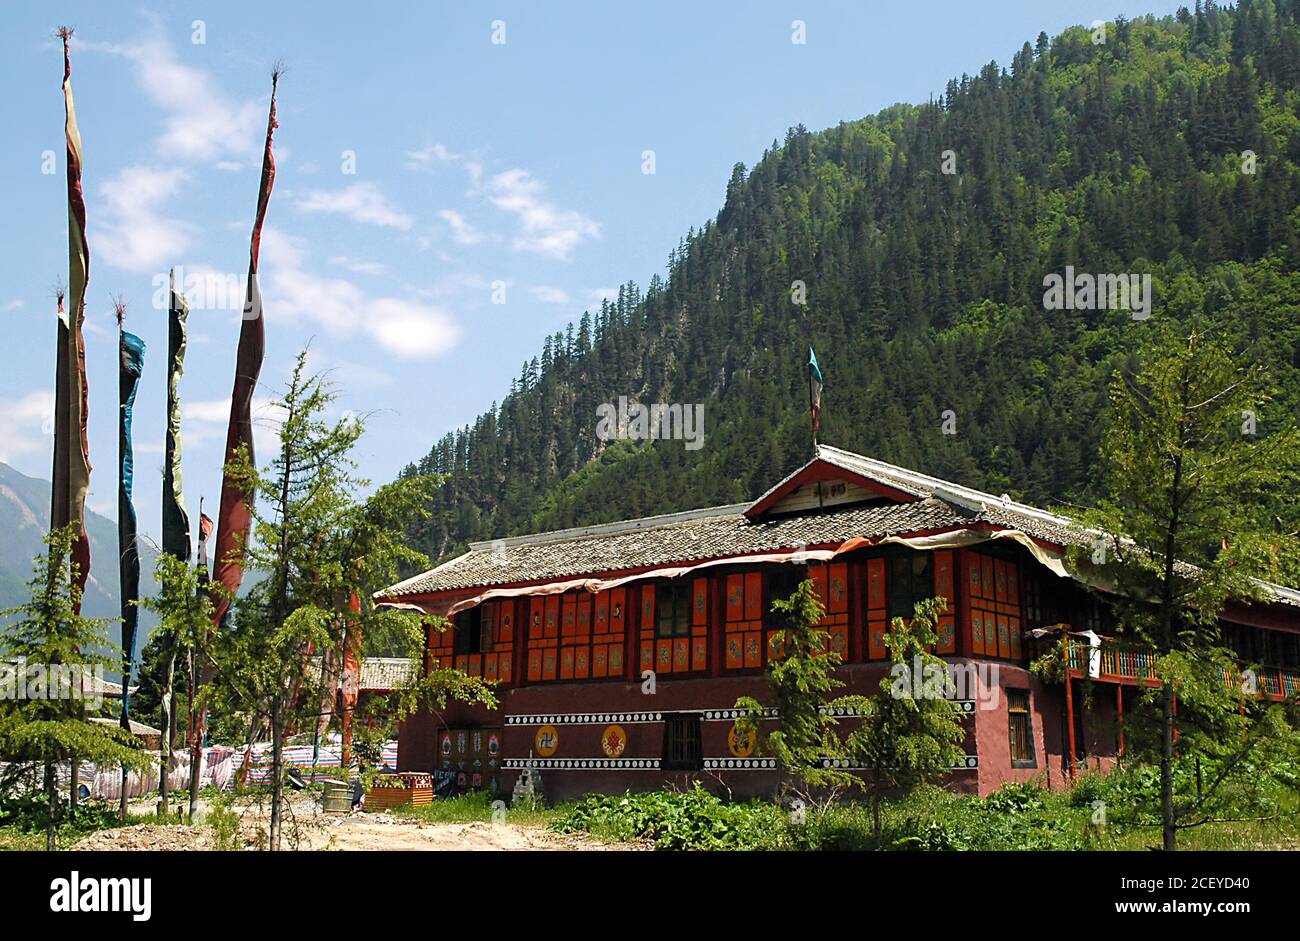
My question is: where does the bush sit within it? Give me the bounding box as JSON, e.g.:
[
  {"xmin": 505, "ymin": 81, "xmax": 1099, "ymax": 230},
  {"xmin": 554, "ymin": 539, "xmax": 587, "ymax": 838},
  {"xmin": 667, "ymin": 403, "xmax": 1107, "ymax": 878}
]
[{"xmin": 550, "ymin": 785, "xmax": 789, "ymax": 850}]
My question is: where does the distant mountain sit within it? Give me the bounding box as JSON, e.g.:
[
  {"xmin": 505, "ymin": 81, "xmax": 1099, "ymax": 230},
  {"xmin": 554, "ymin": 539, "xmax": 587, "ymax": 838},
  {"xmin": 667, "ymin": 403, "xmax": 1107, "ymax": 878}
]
[{"xmin": 0, "ymin": 461, "xmax": 159, "ymax": 675}]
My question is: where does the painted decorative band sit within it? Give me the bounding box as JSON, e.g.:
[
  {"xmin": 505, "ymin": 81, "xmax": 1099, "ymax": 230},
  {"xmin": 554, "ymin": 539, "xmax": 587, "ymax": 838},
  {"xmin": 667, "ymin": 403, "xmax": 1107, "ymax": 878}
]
[
  {"xmin": 506, "ymin": 712, "xmax": 665, "ymax": 726},
  {"xmin": 819, "ymin": 756, "xmax": 979, "ymax": 770},
  {"xmin": 503, "ymin": 758, "xmax": 662, "ymax": 770},
  {"xmin": 702, "ymin": 758, "xmax": 779, "ymax": 770}
]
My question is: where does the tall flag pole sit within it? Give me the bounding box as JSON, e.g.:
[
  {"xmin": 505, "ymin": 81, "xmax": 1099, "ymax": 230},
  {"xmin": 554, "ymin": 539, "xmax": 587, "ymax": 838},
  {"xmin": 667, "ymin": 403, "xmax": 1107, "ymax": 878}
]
[
  {"xmin": 52, "ymin": 27, "xmax": 92, "ymax": 611},
  {"xmin": 188, "ymin": 506, "xmax": 213, "ymax": 820},
  {"xmin": 808, "ymin": 345, "xmax": 824, "ymax": 451},
  {"xmin": 116, "ymin": 300, "xmax": 145, "ymax": 819},
  {"xmin": 210, "ymin": 67, "xmax": 280, "ymax": 629},
  {"xmin": 157, "ymin": 272, "xmax": 190, "ymax": 817},
  {"xmin": 163, "ymin": 270, "xmax": 192, "ymax": 563}
]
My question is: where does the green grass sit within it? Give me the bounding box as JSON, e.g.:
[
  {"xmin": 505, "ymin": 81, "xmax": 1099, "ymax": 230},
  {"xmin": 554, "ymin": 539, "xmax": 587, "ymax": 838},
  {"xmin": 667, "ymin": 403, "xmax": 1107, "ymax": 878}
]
[{"xmin": 382, "ymin": 789, "xmax": 566, "ymax": 829}]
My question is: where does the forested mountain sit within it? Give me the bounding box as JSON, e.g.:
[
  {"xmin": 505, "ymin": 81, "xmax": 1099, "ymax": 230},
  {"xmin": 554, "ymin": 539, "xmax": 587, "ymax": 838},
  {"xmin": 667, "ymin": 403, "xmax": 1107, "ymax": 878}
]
[{"xmin": 400, "ymin": 1, "xmax": 1300, "ymax": 565}]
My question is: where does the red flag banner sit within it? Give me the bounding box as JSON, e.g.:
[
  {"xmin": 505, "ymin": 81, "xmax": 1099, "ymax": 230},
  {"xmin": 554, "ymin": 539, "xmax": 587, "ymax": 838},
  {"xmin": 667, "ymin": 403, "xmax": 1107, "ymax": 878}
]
[
  {"xmin": 211, "ymin": 72, "xmax": 279, "ymax": 628},
  {"xmin": 340, "ymin": 593, "xmax": 362, "ymax": 767},
  {"xmin": 51, "ymin": 28, "xmax": 92, "ymax": 609}
]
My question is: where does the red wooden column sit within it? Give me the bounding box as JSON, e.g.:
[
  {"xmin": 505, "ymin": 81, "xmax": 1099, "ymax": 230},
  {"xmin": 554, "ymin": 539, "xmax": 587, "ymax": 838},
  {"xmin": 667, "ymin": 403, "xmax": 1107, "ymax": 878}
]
[
  {"xmin": 1116, "ymin": 685, "xmax": 1124, "ymax": 763},
  {"xmin": 1064, "ymin": 636, "xmax": 1077, "ymax": 778}
]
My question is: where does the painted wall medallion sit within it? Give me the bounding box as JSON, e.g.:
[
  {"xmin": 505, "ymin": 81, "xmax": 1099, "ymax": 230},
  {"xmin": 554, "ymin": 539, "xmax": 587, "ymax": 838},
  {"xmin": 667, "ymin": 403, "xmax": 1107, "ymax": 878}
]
[
  {"xmin": 728, "ymin": 723, "xmax": 757, "ymax": 758},
  {"xmin": 535, "ymin": 725, "xmax": 559, "ymax": 757},
  {"xmin": 601, "ymin": 724, "xmax": 628, "ymax": 758}
]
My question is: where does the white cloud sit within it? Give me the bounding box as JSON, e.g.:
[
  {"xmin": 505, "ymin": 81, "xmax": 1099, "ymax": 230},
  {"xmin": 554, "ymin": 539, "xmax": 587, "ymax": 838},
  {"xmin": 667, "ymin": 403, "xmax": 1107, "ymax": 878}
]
[
  {"xmin": 94, "ymin": 165, "xmax": 193, "ymax": 272},
  {"xmin": 4, "ymin": 299, "xmax": 24, "ymax": 312},
  {"xmin": 182, "ymin": 396, "xmax": 281, "ymax": 460},
  {"xmin": 407, "ymin": 144, "xmax": 483, "ymax": 186},
  {"xmin": 487, "ymin": 168, "xmax": 599, "ymax": 259},
  {"xmin": 85, "ymin": 32, "xmax": 262, "ymax": 164},
  {"xmin": 529, "ymin": 286, "xmax": 570, "ymax": 304},
  {"xmin": 438, "ymin": 209, "xmax": 484, "ymax": 246},
  {"xmin": 261, "ymin": 227, "xmax": 461, "ymax": 360},
  {"xmin": 296, "ymin": 182, "xmax": 414, "ymax": 230},
  {"xmin": 0, "ymin": 390, "xmax": 54, "ymax": 465},
  {"xmin": 330, "ymin": 256, "xmax": 390, "ymax": 276}
]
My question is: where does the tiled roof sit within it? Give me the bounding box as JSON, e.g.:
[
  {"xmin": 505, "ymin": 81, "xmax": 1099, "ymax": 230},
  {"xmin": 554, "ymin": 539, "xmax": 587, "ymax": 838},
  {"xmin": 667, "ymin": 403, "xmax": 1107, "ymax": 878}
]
[
  {"xmin": 91, "ymin": 716, "xmax": 161, "ymax": 737},
  {"xmin": 359, "ymin": 658, "xmax": 417, "ymax": 690},
  {"xmin": 381, "ymin": 498, "xmax": 1043, "ymax": 597},
  {"xmin": 305, "ymin": 657, "xmax": 417, "ymax": 691},
  {"xmin": 377, "ymin": 445, "xmax": 1300, "ymax": 609}
]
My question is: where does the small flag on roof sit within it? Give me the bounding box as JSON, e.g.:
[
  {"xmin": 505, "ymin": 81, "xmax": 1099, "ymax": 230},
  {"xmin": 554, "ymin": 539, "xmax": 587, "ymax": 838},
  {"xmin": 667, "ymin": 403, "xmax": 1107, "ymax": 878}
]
[{"xmin": 808, "ymin": 346, "xmax": 824, "ymax": 445}]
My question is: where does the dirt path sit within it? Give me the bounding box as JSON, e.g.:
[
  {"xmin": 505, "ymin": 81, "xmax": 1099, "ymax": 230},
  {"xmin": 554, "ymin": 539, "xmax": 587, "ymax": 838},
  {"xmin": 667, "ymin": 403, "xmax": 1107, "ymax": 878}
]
[{"xmin": 72, "ymin": 797, "xmax": 636, "ymax": 852}]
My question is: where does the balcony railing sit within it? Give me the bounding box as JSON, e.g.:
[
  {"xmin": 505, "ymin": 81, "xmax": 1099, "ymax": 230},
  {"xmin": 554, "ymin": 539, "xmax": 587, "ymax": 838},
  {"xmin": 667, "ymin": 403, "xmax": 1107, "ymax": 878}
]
[{"xmin": 1063, "ymin": 635, "xmax": 1299, "ymax": 701}]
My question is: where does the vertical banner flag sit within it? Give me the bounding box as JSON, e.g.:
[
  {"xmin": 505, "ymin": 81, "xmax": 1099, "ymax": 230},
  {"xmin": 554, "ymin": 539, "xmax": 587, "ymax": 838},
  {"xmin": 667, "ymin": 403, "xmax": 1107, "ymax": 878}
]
[
  {"xmin": 117, "ymin": 313, "xmax": 145, "ymax": 718},
  {"xmin": 163, "ymin": 270, "xmax": 192, "ymax": 562},
  {"xmin": 52, "ymin": 28, "xmax": 92, "ymax": 608},
  {"xmin": 211, "ymin": 70, "xmax": 279, "ymax": 628},
  {"xmin": 808, "ymin": 345, "xmax": 824, "ymax": 446}
]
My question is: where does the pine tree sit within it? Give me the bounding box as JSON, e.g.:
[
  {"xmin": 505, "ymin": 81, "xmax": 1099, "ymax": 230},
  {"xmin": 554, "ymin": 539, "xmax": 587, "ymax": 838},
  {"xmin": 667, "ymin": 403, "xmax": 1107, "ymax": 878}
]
[
  {"xmin": 0, "ymin": 527, "xmax": 144, "ymax": 849},
  {"xmin": 1073, "ymin": 320, "xmax": 1300, "ymax": 850}
]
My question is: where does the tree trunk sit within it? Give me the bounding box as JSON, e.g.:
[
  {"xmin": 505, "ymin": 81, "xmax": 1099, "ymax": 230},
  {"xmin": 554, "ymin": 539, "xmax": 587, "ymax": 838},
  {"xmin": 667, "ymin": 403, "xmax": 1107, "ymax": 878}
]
[
  {"xmin": 69, "ymin": 757, "xmax": 79, "ymax": 810},
  {"xmin": 45, "ymin": 759, "xmax": 56, "ymax": 852},
  {"xmin": 1161, "ymin": 684, "xmax": 1177, "ymax": 851},
  {"xmin": 188, "ymin": 648, "xmax": 202, "ymax": 822},
  {"xmin": 159, "ymin": 643, "xmax": 177, "ymax": 816},
  {"xmin": 269, "ymin": 703, "xmax": 284, "ymax": 851}
]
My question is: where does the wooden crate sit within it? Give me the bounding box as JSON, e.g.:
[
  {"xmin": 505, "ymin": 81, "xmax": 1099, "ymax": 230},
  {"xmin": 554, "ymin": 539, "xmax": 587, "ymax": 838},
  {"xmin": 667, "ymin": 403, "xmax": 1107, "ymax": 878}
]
[{"xmin": 365, "ymin": 773, "xmax": 434, "ymax": 810}]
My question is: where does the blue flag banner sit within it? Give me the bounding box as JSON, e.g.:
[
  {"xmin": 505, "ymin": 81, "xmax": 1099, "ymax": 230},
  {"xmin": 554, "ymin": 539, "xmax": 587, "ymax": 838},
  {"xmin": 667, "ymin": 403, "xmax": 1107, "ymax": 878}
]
[{"xmin": 118, "ymin": 329, "xmax": 145, "ymax": 717}]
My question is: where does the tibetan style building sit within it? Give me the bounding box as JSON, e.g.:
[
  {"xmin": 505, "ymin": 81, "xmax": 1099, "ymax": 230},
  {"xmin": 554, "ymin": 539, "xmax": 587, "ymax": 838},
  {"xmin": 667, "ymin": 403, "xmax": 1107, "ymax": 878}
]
[{"xmin": 376, "ymin": 445, "xmax": 1300, "ymax": 800}]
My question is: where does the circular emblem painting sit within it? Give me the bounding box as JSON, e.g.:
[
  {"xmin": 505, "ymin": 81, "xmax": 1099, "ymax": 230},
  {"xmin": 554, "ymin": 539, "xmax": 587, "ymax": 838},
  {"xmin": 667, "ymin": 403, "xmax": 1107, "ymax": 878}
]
[
  {"xmin": 534, "ymin": 725, "xmax": 559, "ymax": 757},
  {"xmin": 601, "ymin": 724, "xmax": 628, "ymax": 758},
  {"xmin": 728, "ymin": 723, "xmax": 757, "ymax": 758}
]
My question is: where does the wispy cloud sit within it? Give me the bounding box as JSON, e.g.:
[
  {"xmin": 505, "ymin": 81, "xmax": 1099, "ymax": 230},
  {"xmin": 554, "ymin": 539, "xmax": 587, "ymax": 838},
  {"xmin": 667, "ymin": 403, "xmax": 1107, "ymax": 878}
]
[
  {"xmin": 438, "ymin": 209, "xmax": 484, "ymax": 246},
  {"xmin": 0, "ymin": 390, "xmax": 53, "ymax": 465},
  {"xmin": 262, "ymin": 227, "xmax": 461, "ymax": 360},
  {"xmin": 406, "ymin": 144, "xmax": 483, "ymax": 186},
  {"xmin": 182, "ymin": 395, "xmax": 281, "ymax": 459},
  {"xmin": 296, "ymin": 182, "xmax": 414, "ymax": 230},
  {"xmin": 529, "ymin": 286, "xmax": 570, "ymax": 304},
  {"xmin": 83, "ymin": 31, "xmax": 262, "ymax": 164},
  {"xmin": 488, "ymin": 168, "xmax": 599, "ymax": 260},
  {"xmin": 4, "ymin": 299, "xmax": 25, "ymax": 312},
  {"xmin": 94, "ymin": 165, "xmax": 193, "ymax": 272},
  {"xmin": 330, "ymin": 256, "xmax": 390, "ymax": 276}
]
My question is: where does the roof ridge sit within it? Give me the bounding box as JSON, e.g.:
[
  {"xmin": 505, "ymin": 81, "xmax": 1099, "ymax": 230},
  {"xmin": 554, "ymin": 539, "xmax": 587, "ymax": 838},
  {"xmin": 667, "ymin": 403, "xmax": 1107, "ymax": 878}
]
[{"xmin": 466, "ymin": 502, "xmax": 752, "ymax": 550}]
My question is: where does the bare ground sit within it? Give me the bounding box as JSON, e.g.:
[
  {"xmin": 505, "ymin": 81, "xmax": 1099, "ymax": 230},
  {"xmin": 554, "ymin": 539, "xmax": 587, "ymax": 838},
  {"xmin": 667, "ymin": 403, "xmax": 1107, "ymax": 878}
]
[{"xmin": 70, "ymin": 795, "xmax": 636, "ymax": 852}]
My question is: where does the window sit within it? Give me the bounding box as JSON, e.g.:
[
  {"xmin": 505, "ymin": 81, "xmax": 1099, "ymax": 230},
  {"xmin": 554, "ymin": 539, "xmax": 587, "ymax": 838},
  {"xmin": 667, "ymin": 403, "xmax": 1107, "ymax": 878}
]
[
  {"xmin": 662, "ymin": 714, "xmax": 702, "ymax": 770},
  {"xmin": 656, "ymin": 582, "xmax": 691, "ymax": 638},
  {"xmin": 887, "ymin": 552, "xmax": 933, "ymax": 620},
  {"xmin": 765, "ymin": 568, "xmax": 805, "ymax": 630},
  {"xmin": 1024, "ymin": 575, "xmax": 1042, "ymax": 626},
  {"xmin": 1008, "ymin": 690, "xmax": 1034, "ymax": 767},
  {"xmin": 454, "ymin": 607, "xmax": 489, "ymax": 656}
]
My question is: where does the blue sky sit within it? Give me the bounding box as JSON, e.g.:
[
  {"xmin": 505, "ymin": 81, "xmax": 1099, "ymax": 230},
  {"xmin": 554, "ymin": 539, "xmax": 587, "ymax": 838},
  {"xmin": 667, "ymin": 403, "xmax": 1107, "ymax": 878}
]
[{"xmin": 0, "ymin": 1, "xmax": 1185, "ymax": 550}]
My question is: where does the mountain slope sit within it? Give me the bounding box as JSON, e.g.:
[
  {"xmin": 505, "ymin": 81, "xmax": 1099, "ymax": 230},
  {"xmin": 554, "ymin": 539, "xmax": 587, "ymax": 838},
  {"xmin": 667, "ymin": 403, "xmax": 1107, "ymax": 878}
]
[
  {"xmin": 401, "ymin": 2, "xmax": 1300, "ymax": 566},
  {"xmin": 0, "ymin": 461, "xmax": 159, "ymax": 671}
]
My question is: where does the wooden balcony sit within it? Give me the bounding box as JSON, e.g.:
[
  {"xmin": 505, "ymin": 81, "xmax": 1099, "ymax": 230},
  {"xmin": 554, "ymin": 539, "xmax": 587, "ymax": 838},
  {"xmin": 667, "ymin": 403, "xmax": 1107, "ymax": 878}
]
[{"xmin": 1063, "ymin": 635, "xmax": 1299, "ymax": 701}]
